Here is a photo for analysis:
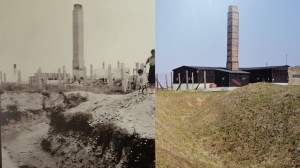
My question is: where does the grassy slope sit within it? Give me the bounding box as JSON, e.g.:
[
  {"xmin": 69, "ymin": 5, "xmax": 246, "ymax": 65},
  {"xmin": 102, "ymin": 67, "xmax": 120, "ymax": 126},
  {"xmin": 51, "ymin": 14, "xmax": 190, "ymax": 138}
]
[{"xmin": 156, "ymin": 83, "xmax": 300, "ymax": 168}]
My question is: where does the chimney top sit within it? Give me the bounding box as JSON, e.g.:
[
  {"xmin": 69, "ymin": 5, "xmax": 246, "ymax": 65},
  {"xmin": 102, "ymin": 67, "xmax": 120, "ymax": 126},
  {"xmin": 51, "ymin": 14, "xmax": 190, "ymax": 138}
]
[
  {"xmin": 74, "ymin": 4, "xmax": 82, "ymax": 9},
  {"xmin": 228, "ymin": 5, "xmax": 238, "ymax": 12}
]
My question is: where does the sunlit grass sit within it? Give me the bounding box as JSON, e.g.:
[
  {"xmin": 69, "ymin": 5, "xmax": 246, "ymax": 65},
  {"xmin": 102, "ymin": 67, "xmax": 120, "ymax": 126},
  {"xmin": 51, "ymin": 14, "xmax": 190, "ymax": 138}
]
[{"xmin": 156, "ymin": 83, "xmax": 300, "ymax": 168}]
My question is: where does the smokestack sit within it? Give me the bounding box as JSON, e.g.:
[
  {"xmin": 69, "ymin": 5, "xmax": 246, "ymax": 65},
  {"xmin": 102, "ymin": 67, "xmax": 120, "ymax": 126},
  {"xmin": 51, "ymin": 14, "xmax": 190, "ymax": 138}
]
[
  {"xmin": 72, "ymin": 4, "xmax": 85, "ymax": 80},
  {"xmin": 226, "ymin": 5, "xmax": 239, "ymax": 71}
]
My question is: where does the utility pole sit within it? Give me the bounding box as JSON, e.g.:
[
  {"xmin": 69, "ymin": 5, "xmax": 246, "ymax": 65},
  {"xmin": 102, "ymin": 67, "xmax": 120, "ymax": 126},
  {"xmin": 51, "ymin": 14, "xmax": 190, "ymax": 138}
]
[{"xmin": 286, "ymin": 54, "xmax": 288, "ymax": 65}]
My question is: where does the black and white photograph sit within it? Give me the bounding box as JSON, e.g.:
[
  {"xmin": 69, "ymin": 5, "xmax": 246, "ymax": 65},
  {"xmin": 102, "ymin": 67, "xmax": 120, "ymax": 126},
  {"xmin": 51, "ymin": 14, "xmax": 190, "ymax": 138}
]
[{"xmin": 0, "ymin": 0, "xmax": 155, "ymax": 167}]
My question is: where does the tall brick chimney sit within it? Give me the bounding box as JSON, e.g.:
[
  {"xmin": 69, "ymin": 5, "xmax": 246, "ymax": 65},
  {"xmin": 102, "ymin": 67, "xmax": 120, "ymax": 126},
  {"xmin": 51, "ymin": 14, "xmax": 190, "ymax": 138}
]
[
  {"xmin": 226, "ymin": 5, "xmax": 239, "ymax": 71},
  {"xmin": 72, "ymin": 4, "xmax": 85, "ymax": 80}
]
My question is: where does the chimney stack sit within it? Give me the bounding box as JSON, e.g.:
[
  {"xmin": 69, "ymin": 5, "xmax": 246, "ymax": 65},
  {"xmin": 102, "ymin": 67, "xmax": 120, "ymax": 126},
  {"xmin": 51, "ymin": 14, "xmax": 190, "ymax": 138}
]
[
  {"xmin": 72, "ymin": 4, "xmax": 85, "ymax": 80},
  {"xmin": 226, "ymin": 5, "xmax": 239, "ymax": 71}
]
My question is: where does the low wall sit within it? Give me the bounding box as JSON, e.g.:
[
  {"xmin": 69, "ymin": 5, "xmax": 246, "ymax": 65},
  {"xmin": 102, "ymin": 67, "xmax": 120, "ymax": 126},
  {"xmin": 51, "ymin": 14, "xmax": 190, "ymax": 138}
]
[{"xmin": 288, "ymin": 66, "xmax": 300, "ymax": 85}]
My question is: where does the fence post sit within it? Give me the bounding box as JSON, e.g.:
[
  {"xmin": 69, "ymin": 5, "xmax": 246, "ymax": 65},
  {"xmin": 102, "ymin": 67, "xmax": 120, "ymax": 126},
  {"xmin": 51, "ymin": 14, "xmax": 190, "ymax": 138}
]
[
  {"xmin": 165, "ymin": 74, "xmax": 168, "ymax": 90},
  {"xmin": 171, "ymin": 72, "xmax": 173, "ymax": 90},
  {"xmin": 108, "ymin": 64, "xmax": 112, "ymax": 86},
  {"xmin": 204, "ymin": 70, "xmax": 207, "ymax": 89},
  {"xmin": 192, "ymin": 72, "xmax": 194, "ymax": 89},
  {"xmin": 186, "ymin": 70, "xmax": 189, "ymax": 90},
  {"xmin": 178, "ymin": 73, "xmax": 181, "ymax": 90},
  {"xmin": 156, "ymin": 74, "xmax": 159, "ymax": 90}
]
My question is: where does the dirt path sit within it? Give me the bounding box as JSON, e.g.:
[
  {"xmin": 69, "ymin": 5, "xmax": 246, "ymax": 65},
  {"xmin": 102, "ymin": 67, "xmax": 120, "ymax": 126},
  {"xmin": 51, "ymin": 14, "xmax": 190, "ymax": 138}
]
[{"xmin": 2, "ymin": 121, "xmax": 58, "ymax": 168}]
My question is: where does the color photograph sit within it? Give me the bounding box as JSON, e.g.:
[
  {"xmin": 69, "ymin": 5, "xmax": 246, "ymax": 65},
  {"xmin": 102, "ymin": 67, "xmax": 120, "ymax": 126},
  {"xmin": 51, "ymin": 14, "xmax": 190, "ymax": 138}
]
[{"xmin": 156, "ymin": 0, "xmax": 300, "ymax": 167}]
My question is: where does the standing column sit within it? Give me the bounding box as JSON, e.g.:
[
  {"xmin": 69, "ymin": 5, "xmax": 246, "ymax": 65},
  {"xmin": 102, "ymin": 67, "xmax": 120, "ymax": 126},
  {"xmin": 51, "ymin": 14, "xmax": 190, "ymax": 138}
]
[
  {"xmin": 63, "ymin": 66, "xmax": 66, "ymax": 89},
  {"xmin": 121, "ymin": 63, "xmax": 124, "ymax": 80},
  {"xmin": 102, "ymin": 62, "xmax": 105, "ymax": 80},
  {"xmin": 178, "ymin": 73, "xmax": 181, "ymax": 90},
  {"xmin": 90, "ymin": 64, "xmax": 93, "ymax": 80},
  {"xmin": 171, "ymin": 72, "xmax": 173, "ymax": 90},
  {"xmin": 37, "ymin": 68, "xmax": 42, "ymax": 89},
  {"xmin": 135, "ymin": 63, "xmax": 139, "ymax": 74},
  {"xmin": 108, "ymin": 64, "xmax": 112, "ymax": 86},
  {"xmin": 226, "ymin": 5, "xmax": 239, "ymax": 71},
  {"xmin": 186, "ymin": 70, "xmax": 189, "ymax": 90},
  {"xmin": 204, "ymin": 70, "xmax": 207, "ymax": 89},
  {"xmin": 0, "ymin": 71, "xmax": 2, "ymax": 84},
  {"xmin": 83, "ymin": 67, "xmax": 87, "ymax": 88},
  {"xmin": 72, "ymin": 4, "xmax": 85, "ymax": 80},
  {"xmin": 58, "ymin": 68, "xmax": 62, "ymax": 85},
  {"xmin": 121, "ymin": 63, "xmax": 128, "ymax": 93},
  {"xmin": 192, "ymin": 72, "xmax": 194, "ymax": 89},
  {"xmin": 63, "ymin": 66, "xmax": 66, "ymax": 83},
  {"xmin": 3, "ymin": 73, "xmax": 6, "ymax": 84},
  {"xmin": 13, "ymin": 64, "xmax": 17, "ymax": 83},
  {"xmin": 17, "ymin": 70, "xmax": 21, "ymax": 83}
]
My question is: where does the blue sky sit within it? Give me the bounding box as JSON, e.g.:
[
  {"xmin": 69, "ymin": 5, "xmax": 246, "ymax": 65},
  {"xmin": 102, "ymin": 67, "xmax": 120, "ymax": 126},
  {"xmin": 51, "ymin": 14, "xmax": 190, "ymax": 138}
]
[{"xmin": 156, "ymin": 0, "xmax": 300, "ymax": 74}]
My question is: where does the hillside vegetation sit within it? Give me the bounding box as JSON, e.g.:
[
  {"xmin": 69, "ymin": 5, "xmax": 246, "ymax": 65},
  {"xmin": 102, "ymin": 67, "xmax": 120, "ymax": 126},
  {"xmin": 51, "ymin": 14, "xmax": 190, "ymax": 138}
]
[{"xmin": 156, "ymin": 83, "xmax": 300, "ymax": 168}]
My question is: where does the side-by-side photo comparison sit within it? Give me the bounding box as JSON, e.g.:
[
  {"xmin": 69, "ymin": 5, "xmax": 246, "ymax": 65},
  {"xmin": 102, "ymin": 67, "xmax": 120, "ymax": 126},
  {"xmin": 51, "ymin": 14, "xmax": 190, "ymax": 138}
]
[
  {"xmin": 0, "ymin": 0, "xmax": 154, "ymax": 167},
  {"xmin": 1, "ymin": 0, "xmax": 300, "ymax": 168}
]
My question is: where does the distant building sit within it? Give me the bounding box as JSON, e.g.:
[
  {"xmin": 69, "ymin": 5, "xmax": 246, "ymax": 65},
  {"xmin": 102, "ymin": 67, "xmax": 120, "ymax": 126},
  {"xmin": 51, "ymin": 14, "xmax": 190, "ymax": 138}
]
[
  {"xmin": 172, "ymin": 65, "xmax": 289, "ymax": 87},
  {"xmin": 240, "ymin": 65, "xmax": 289, "ymax": 83},
  {"xmin": 288, "ymin": 66, "xmax": 300, "ymax": 85},
  {"xmin": 172, "ymin": 66, "xmax": 249, "ymax": 87}
]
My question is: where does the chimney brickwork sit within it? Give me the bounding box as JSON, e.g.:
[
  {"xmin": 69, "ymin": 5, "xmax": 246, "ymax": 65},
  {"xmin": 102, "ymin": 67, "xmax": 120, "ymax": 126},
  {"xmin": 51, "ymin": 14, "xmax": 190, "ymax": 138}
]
[
  {"xmin": 73, "ymin": 4, "xmax": 85, "ymax": 80},
  {"xmin": 226, "ymin": 5, "xmax": 239, "ymax": 71}
]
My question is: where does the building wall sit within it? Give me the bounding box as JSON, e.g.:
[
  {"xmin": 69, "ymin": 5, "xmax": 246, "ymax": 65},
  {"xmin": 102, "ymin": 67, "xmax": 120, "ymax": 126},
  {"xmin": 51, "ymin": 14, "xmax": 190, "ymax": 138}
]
[
  {"xmin": 243, "ymin": 67, "xmax": 288, "ymax": 83},
  {"xmin": 288, "ymin": 66, "xmax": 300, "ymax": 85},
  {"xmin": 215, "ymin": 71, "xmax": 230, "ymax": 87},
  {"xmin": 272, "ymin": 67, "xmax": 289, "ymax": 83},
  {"xmin": 214, "ymin": 70, "xmax": 249, "ymax": 87},
  {"xmin": 172, "ymin": 67, "xmax": 215, "ymax": 84},
  {"xmin": 228, "ymin": 73, "xmax": 249, "ymax": 87},
  {"xmin": 246, "ymin": 69, "xmax": 272, "ymax": 83}
]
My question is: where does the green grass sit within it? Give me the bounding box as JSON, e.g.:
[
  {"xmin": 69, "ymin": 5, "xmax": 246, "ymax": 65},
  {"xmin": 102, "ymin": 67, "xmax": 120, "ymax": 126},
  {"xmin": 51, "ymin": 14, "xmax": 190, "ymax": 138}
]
[{"xmin": 156, "ymin": 83, "xmax": 300, "ymax": 168}]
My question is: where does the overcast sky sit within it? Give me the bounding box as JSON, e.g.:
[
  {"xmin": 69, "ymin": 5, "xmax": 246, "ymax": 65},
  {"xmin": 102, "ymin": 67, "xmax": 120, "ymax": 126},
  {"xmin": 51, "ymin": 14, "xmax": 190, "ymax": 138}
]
[
  {"xmin": 156, "ymin": 0, "xmax": 300, "ymax": 74},
  {"xmin": 0, "ymin": 0, "xmax": 154, "ymax": 82}
]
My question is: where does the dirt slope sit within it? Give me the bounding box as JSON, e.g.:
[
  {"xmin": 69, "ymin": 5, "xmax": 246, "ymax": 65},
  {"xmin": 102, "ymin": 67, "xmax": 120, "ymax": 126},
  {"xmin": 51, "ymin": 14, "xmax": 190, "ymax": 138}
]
[
  {"xmin": 1, "ymin": 91, "xmax": 155, "ymax": 168},
  {"xmin": 45, "ymin": 91, "xmax": 155, "ymax": 167}
]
